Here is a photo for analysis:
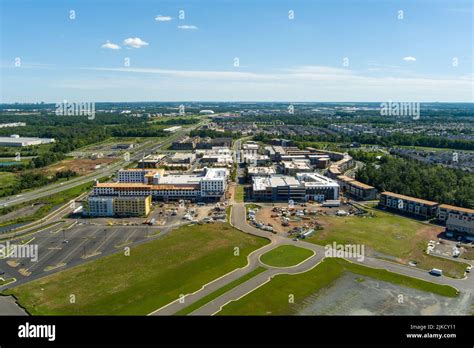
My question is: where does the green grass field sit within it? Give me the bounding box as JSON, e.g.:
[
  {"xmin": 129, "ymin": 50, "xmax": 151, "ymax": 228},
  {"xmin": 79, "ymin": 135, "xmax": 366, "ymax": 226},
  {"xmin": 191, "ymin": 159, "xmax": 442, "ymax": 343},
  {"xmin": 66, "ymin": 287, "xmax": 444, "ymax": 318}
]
[
  {"xmin": 234, "ymin": 186, "xmax": 244, "ymax": 203},
  {"xmin": 175, "ymin": 267, "xmax": 267, "ymax": 315},
  {"xmin": 461, "ymin": 247, "xmax": 474, "ymax": 261},
  {"xmin": 307, "ymin": 208, "xmax": 468, "ymax": 278},
  {"xmin": 0, "ymin": 172, "xmax": 17, "ymax": 197},
  {"xmin": 3, "ymin": 223, "xmax": 269, "ymax": 315},
  {"xmin": 0, "ymin": 277, "xmax": 16, "ymax": 286},
  {"xmin": 260, "ymin": 245, "xmax": 314, "ymax": 267},
  {"xmin": 218, "ymin": 258, "xmax": 459, "ymax": 315}
]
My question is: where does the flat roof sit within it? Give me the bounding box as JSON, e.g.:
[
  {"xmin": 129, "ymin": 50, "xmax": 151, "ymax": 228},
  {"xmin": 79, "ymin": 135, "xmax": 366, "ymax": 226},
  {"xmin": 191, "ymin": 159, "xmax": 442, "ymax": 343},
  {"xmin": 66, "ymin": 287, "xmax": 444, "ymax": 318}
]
[
  {"xmin": 349, "ymin": 180, "xmax": 375, "ymax": 190},
  {"xmin": 95, "ymin": 183, "xmax": 198, "ymax": 190},
  {"xmin": 119, "ymin": 168, "xmax": 164, "ymax": 173},
  {"xmin": 282, "ymin": 161, "xmax": 311, "ymax": 169},
  {"xmin": 252, "ymin": 175, "xmax": 301, "ymax": 191},
  {"xmin": 160, "ymin": 174, "xmax": 202, "ymax": 185},
  {"xmin": 297, "ymin": 172, "xmax": 339, "ymax": 187},
  {"xmin": 269, "ymin": 175, "xmax": 300, "ymax": 187},
  {"xmin": 170, "ymin": 152, "xmax": 195, "ymax": 158},
  {"xmin": 381, "ymin": 191, "xmax": 439, "ymax": 206},
  {"xmin": 329, "ymin": 165, "xmax": 342, "ymax": 174},
  {"xmin": 337, "ymin": 175, "xmax": 355, "ymax": 182},
  {"xmin": 336, "ymin": 175, "xmax": 373, "ymax": 189},
  {"xmin": 247, "ymin": 167, "xmax": 276, "ymax": 174},
  {"xmin": 0, "ymin": 137, "xmax": 54, "ymax": 143},
  {"xmin": 439, "ymin": 204, "xmax": 474, "ymax": 214},
  {"xmin": 97, "ymin": 183, "xmax": 151, "ymax": 188}
]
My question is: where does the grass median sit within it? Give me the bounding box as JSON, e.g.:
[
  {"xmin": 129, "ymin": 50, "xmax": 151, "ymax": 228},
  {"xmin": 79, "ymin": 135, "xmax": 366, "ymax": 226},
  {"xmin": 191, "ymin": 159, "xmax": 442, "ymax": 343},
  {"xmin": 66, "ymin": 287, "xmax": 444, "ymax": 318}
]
[
  {"xmin": 175, "ymin": 266, "xmax": 267, "ymax": 315},
  {"xmin": 260, "ymin": 245, "xmax": 314, "ymax": 267},
  {"xmin": 234, "ymin": 186, "xmax": 244, "ymax": 203}
]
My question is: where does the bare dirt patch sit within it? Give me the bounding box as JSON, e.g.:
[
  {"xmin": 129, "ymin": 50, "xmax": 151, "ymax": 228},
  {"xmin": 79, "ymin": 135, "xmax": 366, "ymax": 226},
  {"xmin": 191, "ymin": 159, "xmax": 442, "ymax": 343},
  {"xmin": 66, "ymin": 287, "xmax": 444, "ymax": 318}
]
[
  {"xmin": 297, "ymin": 272, "xmax": 472, "ymax": 315},
  {"xmin": 254, "ymin": 203, "xmax": 351, "ymax": 236},
  {"xmin": 42, "ymin": 158, "xmax": 115, "ymax": 176}
]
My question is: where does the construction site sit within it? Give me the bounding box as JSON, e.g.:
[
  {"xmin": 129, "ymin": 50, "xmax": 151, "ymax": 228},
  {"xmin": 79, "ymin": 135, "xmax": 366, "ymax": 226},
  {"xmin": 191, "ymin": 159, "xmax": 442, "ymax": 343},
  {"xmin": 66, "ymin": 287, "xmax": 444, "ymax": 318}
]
[{"xmin": 246, "ymin": 201, "xmax": 364, "ymax": 237}]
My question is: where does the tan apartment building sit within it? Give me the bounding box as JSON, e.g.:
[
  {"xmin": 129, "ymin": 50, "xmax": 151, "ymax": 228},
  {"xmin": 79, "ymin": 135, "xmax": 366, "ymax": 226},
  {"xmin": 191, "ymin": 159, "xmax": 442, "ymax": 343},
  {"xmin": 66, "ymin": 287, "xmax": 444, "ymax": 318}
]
[{"xmin": 379, "ymin": 191, "xmax": 439, "ymax": 218}]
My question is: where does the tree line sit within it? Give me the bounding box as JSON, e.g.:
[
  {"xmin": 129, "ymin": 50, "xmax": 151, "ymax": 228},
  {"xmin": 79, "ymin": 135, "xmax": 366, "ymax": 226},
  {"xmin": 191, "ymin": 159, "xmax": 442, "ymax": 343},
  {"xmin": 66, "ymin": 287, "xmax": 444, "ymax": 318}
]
[
  {"xmin": 0, "ymin": 170, "xmax": 77, "ymax": 198},
  {"xmin": 355, "ymin": 156, "xmax": 474, "ymax": 209}
]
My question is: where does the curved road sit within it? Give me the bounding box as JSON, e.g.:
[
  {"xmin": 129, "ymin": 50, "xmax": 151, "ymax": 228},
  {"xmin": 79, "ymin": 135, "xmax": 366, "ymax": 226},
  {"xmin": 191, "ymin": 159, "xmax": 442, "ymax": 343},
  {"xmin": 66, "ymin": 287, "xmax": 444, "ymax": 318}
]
[{"xmin": 150, "ymin": 202, "xmax": 473, "ymax": 316}]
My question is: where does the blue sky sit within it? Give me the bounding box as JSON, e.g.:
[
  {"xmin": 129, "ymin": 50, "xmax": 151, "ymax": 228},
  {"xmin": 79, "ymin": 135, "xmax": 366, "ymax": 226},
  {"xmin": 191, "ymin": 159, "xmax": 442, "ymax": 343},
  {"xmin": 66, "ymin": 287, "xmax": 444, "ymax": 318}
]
[{"xmin": 1, "ymin": 0, "xmax": 472, "ymax": 102}]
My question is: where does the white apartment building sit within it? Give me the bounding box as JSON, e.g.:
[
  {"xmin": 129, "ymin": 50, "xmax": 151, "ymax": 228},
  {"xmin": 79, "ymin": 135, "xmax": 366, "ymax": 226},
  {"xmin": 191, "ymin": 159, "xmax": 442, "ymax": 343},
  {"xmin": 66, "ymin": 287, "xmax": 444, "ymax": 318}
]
[
  {"xmin": 86, "ymin": 196, "xmax": 114, "ymax": 217},
  {"xmin": 118, "ymin": 169, "xmax": 149, "ymax": 183},
  {"xmin": 96, "ymin": 167, "xmax": 228, "ymax": 201}
]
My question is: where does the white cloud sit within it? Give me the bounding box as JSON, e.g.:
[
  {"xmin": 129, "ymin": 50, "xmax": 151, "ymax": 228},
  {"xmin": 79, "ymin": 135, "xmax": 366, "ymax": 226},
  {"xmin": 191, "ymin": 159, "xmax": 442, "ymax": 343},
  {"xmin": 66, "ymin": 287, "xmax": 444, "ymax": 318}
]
[
  {"xmin": 283, "ymin": 65, "xmax": 352, "ymax": 75},
  {"xmin": 403, "ymin": 56, "xmax": 417, "ymax": 62},
  {"xmin": 155, "ymin": 15, "xmax": 172, "ymax": 21},
  {"xmin": 123, "ymin": 37, "xmax": 149, "ymax": 48},
  {"xmin": 101, "ymin": 41, "xmax": 121, "ymax": 50},
  {"xmin": 50, "ymin": 68, "xmax": 472, "ymax": 102},
  {"xmin": 82, "ymin": 66, "xmax": 472, "ymax": 97},
  {"xmin": 86, "ymin": 67, "xmax": 266, "ymax": 80},
  {"xmin": 16, "ymin": 64, "xmax": 470, "ymax": 102},
  {"xmin": 178, "ymin": 25, "xmax": 198, "ymax": 30}
]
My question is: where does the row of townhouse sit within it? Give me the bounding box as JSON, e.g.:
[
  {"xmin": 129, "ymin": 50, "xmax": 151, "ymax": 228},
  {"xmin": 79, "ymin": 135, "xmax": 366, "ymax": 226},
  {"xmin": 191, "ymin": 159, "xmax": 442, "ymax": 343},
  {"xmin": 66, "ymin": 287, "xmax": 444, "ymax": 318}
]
[
  {"xmin": 379, "ymin": 191, "xmax": 474, "ymax": 241},
  {"xmin": 336, "ymin": 175, "xmax": 377, "ymax": 201}
]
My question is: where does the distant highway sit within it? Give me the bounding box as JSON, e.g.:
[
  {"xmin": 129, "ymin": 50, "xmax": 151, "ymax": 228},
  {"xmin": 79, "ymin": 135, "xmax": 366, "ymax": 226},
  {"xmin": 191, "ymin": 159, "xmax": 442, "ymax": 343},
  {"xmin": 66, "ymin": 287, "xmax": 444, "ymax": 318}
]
[{"xmin": 0, "ymin": 122, "xmax": 204, "ymax": 208}]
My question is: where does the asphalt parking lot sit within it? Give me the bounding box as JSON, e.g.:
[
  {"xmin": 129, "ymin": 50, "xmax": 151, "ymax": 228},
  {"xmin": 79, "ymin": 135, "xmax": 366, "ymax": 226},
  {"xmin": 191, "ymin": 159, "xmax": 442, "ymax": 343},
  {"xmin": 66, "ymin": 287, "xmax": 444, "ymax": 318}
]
[
  {"xmin": 0, "ymin": 201, "xmax": 223, "ymax": 290},
  {"xmin": 0, "ymin": 220, "xmax": 172, "ymax": 289}
]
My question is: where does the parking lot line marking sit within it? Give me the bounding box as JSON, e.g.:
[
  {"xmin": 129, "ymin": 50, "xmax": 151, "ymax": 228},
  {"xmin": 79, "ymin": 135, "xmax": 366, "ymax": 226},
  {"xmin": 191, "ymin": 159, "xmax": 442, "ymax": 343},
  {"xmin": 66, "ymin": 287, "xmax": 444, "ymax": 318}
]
[
  {"xmin": 83, "ymin": 251, "xmax": 101, "ymax": 259},
  {"xmin": 50, "ymin": 221, "xmax": 78, "ymax": 234},
  {"xmin": 0, "ymin": 277, "xmax": 17, "ymax": 286},
  {"xmin": 38, "ymin": 227, "xmax": 101, "ymax": 271},
  {"xmin": 114, "ymin": 229, "xmax": 137, "ymax": 248},
  {"xmin": 25, "ymin": 248, "xmax": 56, "ymax": 273},
  {"xmin": 92, "ymin": 229, "xmax": 118, "ymax": 255},
  {"xmin": 50, "ymin": 237, "xmax": 91, "ymax": 268}
]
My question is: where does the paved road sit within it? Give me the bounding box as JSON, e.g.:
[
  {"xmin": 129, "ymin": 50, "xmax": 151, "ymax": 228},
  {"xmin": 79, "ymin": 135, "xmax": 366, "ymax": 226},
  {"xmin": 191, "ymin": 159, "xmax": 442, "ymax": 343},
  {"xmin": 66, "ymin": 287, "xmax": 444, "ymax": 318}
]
[
  {"xmin": 148, "ymin": 240, "xmax": 278, "ymax": 315},
  {"xmin": 149, "ymin": 204, "xmax": 318, "ymax": 316},
  {"xmin": 0, "ymin": 123, "xmax": 203, "ymax": 209},
  {"xmin": 150, "ymin": 202, "xmax": 473, "ymax": 316},
  {"xmin": 0, "ymin": 295, "xmax": 27, "ymax": 315},
  {"xmin": 191, "ymin": 206, "xmax": 473, "ymax": 315}
]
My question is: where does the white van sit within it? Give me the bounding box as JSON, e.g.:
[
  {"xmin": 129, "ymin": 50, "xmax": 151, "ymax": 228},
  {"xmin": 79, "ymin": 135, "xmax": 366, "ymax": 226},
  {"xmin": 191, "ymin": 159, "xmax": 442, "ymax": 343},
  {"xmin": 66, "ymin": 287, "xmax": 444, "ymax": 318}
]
[{"xmin": 429, "ymin": 268, "xmax": 443, "ymax": 276}]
